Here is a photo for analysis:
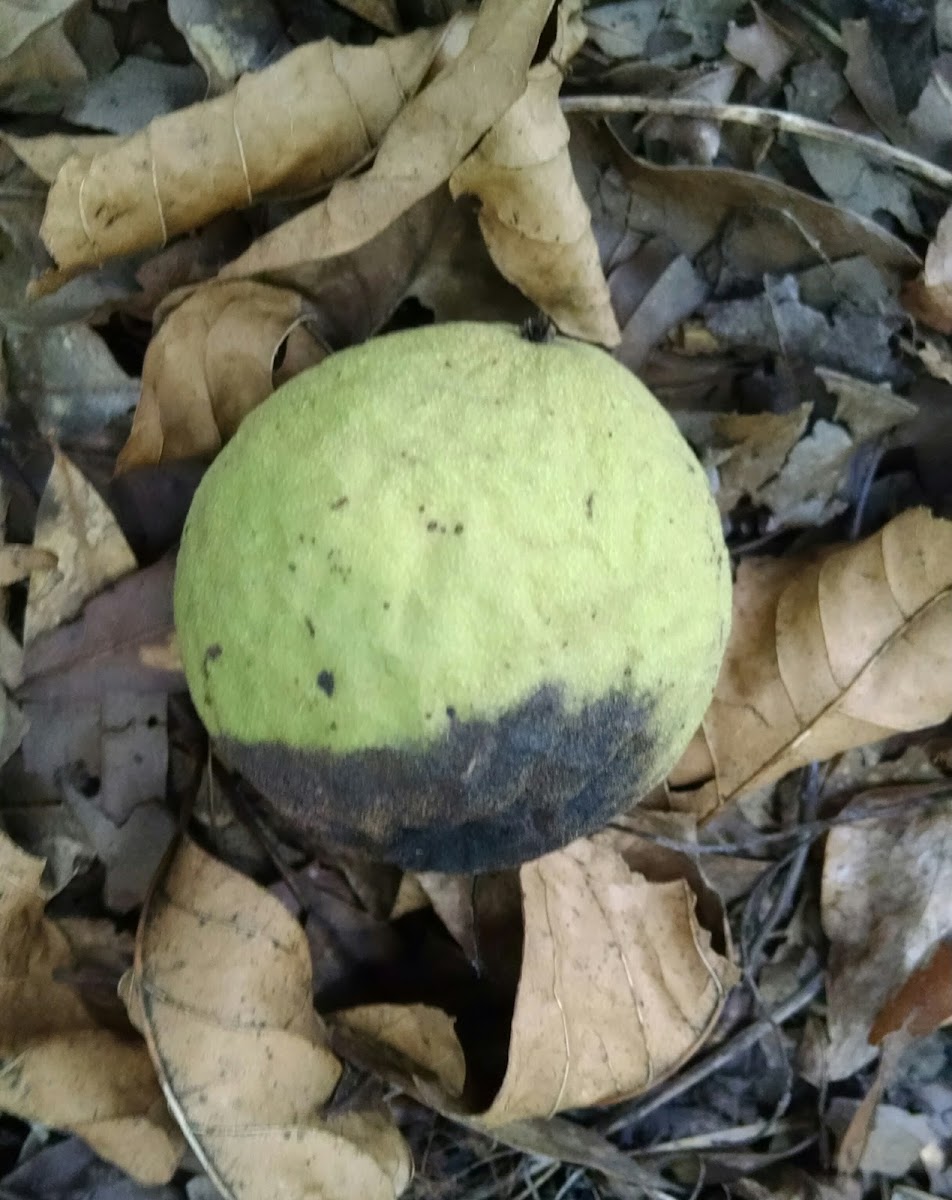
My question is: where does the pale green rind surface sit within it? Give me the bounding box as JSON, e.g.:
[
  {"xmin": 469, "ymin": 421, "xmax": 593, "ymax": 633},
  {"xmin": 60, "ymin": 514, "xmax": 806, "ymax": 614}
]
[{"xmin": 175, "ymin": 322, "xmax": 730, "ymax": 755}]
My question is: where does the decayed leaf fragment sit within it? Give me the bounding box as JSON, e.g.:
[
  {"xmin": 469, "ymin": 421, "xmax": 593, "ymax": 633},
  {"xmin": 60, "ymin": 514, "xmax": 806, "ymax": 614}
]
[
  {"xmin": 670, "ymin": 508, "xmax": 952, "ymax": 818},
  {"xmin": 38, "ymin": 26, "xmax": 445, "ymax": 274},
  {"xmin": 220, "ymin": 0, "xmax": 557, "ymax": 279},
  {"xmin": 25, "ymin": 449, "xmax": 137, "ymax": 644},
  {"xmin": 332, "ymin": 838, "xmax": 736, "ymax": 1123},
  {"xmin": 816, "ymin": 797, "xmax": 952, "ymax": 1079},
  {"xmin": 117, "ymin": 280, "xmax": 327, "ymax": 470},
  {"xmin": 129, "ymin": 838, "xmax": 412, "ymax": 1200},
  {"xmin": 448, "ymin": 3, "xmax": 619, "ymax": 345},
  {"xmin": 0, "ymin": 831, "xmax": 182, "ymax": 1182}
]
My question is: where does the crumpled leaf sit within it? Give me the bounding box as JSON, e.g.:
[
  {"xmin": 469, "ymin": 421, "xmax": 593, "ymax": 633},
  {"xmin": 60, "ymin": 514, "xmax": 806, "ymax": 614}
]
[
  {"xmin": 448, "ymin": 2, "xmax": 619, "ymax": 345},
  {"xmin": 25, "ymin": 449, "xmax": 137, "ymax": 644},
  {"xmin": 906, "ymin": 202, "xmax": 952, "ymax": 332},
  {"xmin": 332, "ymin": 838, "xmax": 736, "ymax": 1123},
  {"xmin": 869, "ymin": 936, "xmax": 952, "ymax": 1045},
  {"xmin": 220, "ymin": 0, "xmax": 556, "ymax": 279},
  {"xmin": 0, "ymin": 830, "xmax": 183, "ymax": 1182},
  {"xmin": 38, "ymin": 25, "xmax": 446, "ymax": 275},
  {"xmin": 812, "ymin": 796, "xmax": 952, "ymax": 1080},
  {"xmin": 128, "ymin": 837, "xmax": 412, "ymax": 1200},
  {"xmin": 117, "ymin": 281, "xmax": 327, "ymax": 471},
  {"xmin": 670, "ymin": 508, "xmax": 952, "ymax": 818},
  {"xmin": 680, "ymin": 368, "xmax": 915, "ymax": 525}
]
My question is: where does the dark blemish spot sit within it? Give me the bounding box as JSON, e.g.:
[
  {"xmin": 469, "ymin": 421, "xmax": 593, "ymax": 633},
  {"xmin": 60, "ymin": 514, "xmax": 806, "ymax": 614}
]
[
  {"xmin": 623, "ymin": 666, "xmax": 632, "ymax": 677},
  {"xmin": 298, "ymin": 533, "xmax": 305, "ymax": 543},
  {"xmin": 383, "ymin": 601, "xmax": 391, "ymax": 610},
  {"xmin": 134, "ymin": 753, "xmax": 143, "ymax": 765},
  {"xmin": 427, "ymin": 520, "xmax": 438, "ymax": 531},
  {"xmin": 446, "ymin": 706, "xmax": 457, "ymax": 720},
  {"xmin": 454, "ymin": 523, "xmax": 464, "ymax": 534},
  {"xmin": 317, "ymin": 670, "xmax": 335, "ymax": 697},
  {"xmin": 425, "ymin": 712, "xmax": 432, "ymax": 720},
  {"xmin": 147, "ymin": 715, "xmax": 159, "ymax": 728},
  {"xmin": 504, "ymin": 661, "xmax": 511, "ymax": 670},
  {"xmin": 205, "ymin": 644, "xmax": 222, "ymax": 663},
  {"xmin": 304, "ymin": 617, "xmax": 315, "ymax": 637},
  {"xmin": 331, "ymin": 496, "xmax": 349, "ymax": 511},
  {"xmin": 586, "ymin": 492, "xmax": 594, "ymax": 519},
  {"xmin": 608, "ymin": 431, "xmax": 613, "ymax": 438},
  {"xmin": 330, "ymin": 722, "xmax": 337, "ymax": 732},
  {"xmin": 288, "ymin": 562, "xmax": 297, "ymax": 572},
  {"xmin": 562, "ymin": 640, "xmax": 569, "ymax": 649},
  {"xmin": 440, "ymin": 524, "xmax": 447, "ymax": 533},
  {"xmin": 418, "ymin": 504, "xmax": 425, "ymax": 513}
]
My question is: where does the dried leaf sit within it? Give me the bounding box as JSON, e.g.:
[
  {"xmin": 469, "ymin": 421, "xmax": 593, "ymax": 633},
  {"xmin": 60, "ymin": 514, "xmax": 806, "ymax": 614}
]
[
  {"xmin": 336, "ymin": 838, "xmax": 736, "ymax": 1123},
  {"xmin": 869, "ymin": 937, "xmax": 952, "ymax": 1044},
  {"xmin": 448, "ymin": 4, "xmax": 619, "ymax": 345},
  {"xmin": 0, "ymin": 544, "xmax": 57, "ymax": 586},
  {"xmin": 38, "ymin": 26, "xmax": 445, "ymax": 274},
  {"xmin": 130, "ymin": 837, "xmax": 412, "ymax": 1200},
  {"xmin": 335, "ymin": 1004, "xmax": 466, "ymax": 1098},
  {"xmin": 20, "ymin": 557, "xmax": 184, "ymax": 703},
  {"xmin": 815, "ymin": 797, "xmax": 952, "ymax": 1079},
  {"xmin": 672, "ymin": 509, "xmax": 952, "ymax": 817},
  {"xmin": 25, "ymin": 450, "xmax": 137, "ymax": 645},
  {"xmin": 0, "ymin": 830, "xmax": 182, "ymax": 1182},
  {"xmin": 477, "ymin": 838, "xmax": 733, "ymax": 1123},
  {"xmin": 594, "ymin": 150, "xmax": 919, "ymax": 277},
  {"xmin": 912, "ymin": 203, "xmax": 952, "ymax": 329},
  {"xmin": 220, "ymin": 0, "xmax": 556, "ymax": 279},
  {"xmin": 117, "ymin": 281, "xmax": 327, "ymax": 471}
]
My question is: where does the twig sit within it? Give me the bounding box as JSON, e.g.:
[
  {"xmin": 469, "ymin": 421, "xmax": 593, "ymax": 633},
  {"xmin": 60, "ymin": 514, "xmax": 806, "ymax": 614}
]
[
  {"xmin": 559, "ymin": 95, "xmax": 952, "ymax": 192},
  {"xmin": 599, "ymin": 968, "xmax": 824, "ymax": 1137}
]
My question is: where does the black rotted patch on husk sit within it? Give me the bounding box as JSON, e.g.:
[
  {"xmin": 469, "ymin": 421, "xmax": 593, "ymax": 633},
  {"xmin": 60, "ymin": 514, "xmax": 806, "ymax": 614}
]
[{"xmin": 220, "ymin": 685, "xmax": 665, "ymax": 873}]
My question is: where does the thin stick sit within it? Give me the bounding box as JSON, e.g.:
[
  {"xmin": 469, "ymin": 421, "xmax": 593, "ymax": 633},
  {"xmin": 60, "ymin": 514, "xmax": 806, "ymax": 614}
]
[
  {"xmin": 600, "ymin": 968, "xmax": 824, "ymax": 1137},
  {"xmin": 559, "ymin": 95, "xmax": 952, "ymax": 192}
]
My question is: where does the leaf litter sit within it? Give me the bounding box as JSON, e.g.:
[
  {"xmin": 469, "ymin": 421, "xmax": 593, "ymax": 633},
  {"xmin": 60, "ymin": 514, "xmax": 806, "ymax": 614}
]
[{"xmin": 4, "ymin": 0, "xmax": 952, "ymax": 1198}]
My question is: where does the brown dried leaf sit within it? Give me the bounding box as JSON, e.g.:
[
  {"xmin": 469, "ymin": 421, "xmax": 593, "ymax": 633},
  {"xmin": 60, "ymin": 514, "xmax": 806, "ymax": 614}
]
[
  {"xmin": 911, "ymin": 203, "xmax": 952, "ymax": 329},
  {"xmin": 448, "ymin": 4, "xmax": 619, "ymax": 346},
  {"xmin": 117, "ymin": 281, "xmax": 327, "ymax": 471},
  {"xmin": 335, "ymin": 838, "xmax": 736, "ymax": 1123},
  {"xmin": 869, "ymin": 937, "xmax": 952, "ymax": 1044},
  {"xmin": 477, "ymin": 838, "xmax": 733, "ymax": 1123},
  {"xmin": 335, "ymin": 1004, "xmax": 466, "ymax": 1098},
  {"xmin": 815, "ymin": 798, "xmax": 952, "ymax": 1079},
  {"xmin": 130, "ymin": 837, "xmax": 412, "ymax": 1200},
  {"xmin": 671, "ymin": 509, "xmax": 952, "ymax": 818},
  {"xmin": 0, "ymin": 830, "xmax": 183, "ymax": 1182},
  {"xmin": 38, "ymin": 27, "xmax": 444, "ymax": 274},
  {"xmin": 220, "ymin": 0, "xmax": 556, "ymax": 279},
  {"xmin": 20, "ymin": 557, "xmax": 183, "ymax": 702},
  {"xmin": 25, "ymin": 449, "xmax": 136, "ymax": 645}
]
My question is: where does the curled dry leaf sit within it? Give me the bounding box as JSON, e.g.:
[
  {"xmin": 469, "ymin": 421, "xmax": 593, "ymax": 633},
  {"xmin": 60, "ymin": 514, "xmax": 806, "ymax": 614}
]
[
  {"xmin": 129, "ymin": 837, "xmax": 412, "ymax": 1200},
  {"xmin": 117, "ymin": 280, "xmax": 327, "ymax": 471},
  {"xmin": 220, "ymin": 0, "xmax": 556, "ymax": 279},
  {"xmin": 25, "ymin": 449, "xmax": 136, "ymax": 645},
  {"xmin": 815, "ymin": 797, "xmax": 952, "ymax": 1080},
  {"xmin": 670, "ymin": 508, "xmax": 952, "ymax": 818},
  {"xmin": 332, "ymin": 838, "xmax": 736, "ymax": 1123},
  {"xmin": 38, "ymin": 26, "xmax": 444, "ymax": 275},
  {"xmin": 448, "ymin": 4, "xmax": 619, "ymax": 346},
  {"xmin": 0, "ymin": 830, "xmax": 183, "ymax": 1182}
]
